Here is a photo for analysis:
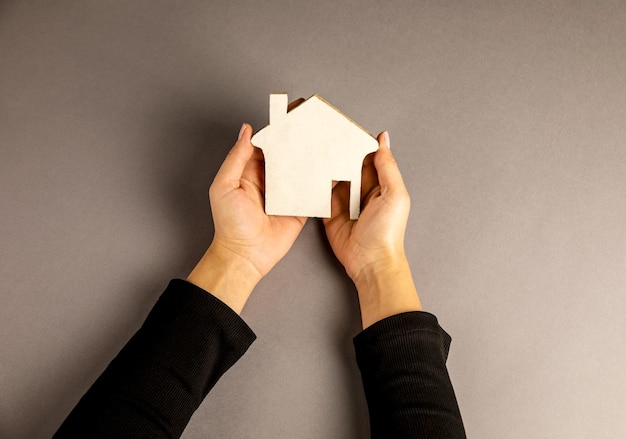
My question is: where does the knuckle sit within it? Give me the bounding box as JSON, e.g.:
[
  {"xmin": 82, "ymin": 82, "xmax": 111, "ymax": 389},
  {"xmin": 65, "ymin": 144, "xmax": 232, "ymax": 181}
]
[{"xmin": 208, "ymin": 184, "xmax": 217, "ymax": 199}]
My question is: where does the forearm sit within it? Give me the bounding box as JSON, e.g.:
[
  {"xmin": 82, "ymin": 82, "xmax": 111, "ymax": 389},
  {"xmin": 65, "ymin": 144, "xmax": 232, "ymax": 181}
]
[
  {"xmin": 187, "ymin": 243, "xmax": 262, "ymax": 314},
  {"xmin": 354, "ymin": 312, "xmax": 466, "ymax": 438},
  {"xmin": 353, "ymin": 254, "xmax": 422, "ymax": 329},
  {"xmin": 53, "ymin": 280, "xmax": 256, "ymax": 438}
]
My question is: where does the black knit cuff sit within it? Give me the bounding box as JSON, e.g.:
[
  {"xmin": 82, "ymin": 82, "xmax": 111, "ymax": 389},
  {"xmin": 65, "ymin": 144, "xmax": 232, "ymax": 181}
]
[
  {"xmin": 156, "ymin": 278, "xmax": 257, "ymax": 358},
  {"xmin": 353, "ymin": 311, "xmax": 451, "ymax": 361},
  {"xmin": 167, "ymin": 279, "xmax": 255, "ymax": 337},
  {"xmin": 133, "ymin": 279, "xmax": 257, "ymax": 397}
]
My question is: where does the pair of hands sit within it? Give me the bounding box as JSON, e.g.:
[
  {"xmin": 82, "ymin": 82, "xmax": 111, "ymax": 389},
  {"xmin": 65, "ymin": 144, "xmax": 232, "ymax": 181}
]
[{"xmin": 187, "ymin": 123, "xmax": 422, "ymax": 328}]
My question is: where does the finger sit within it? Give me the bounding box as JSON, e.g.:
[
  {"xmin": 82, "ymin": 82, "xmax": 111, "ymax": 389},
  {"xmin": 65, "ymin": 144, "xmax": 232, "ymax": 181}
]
[
  {"xmin": 361, "ymin": 185, "xmax": 381, "ymax": 211},
  {"xmin": 242, "ymin": 142, "xmax": 264, "ymax": 175},
  {"xmin": 214, "ymin": 123, "xmax": 254, "ymax": 186},
  {"xmin": 374, "ymin": 131, "xmax": 407, "ymax": 192},
  {"xmin": 360, "ymin": 151, "xmax": 378, "ymax": 199},
  {"xmin": 242, "ymin": 146, "xmax": 265, "ymax": 192},
  {"xmin": 326, "ymin": 181, "xmax": 350, "ymax": 222}
]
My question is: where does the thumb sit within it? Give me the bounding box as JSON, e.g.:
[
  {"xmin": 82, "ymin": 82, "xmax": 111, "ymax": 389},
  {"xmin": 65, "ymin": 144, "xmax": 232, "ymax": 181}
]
[
  {"xmin": 374, "ymin": 131, "xmax": 406, "ymax": 192},
  {"xmin": 214, "ymin": 123, "xmax": 254, "ymax": 185}
]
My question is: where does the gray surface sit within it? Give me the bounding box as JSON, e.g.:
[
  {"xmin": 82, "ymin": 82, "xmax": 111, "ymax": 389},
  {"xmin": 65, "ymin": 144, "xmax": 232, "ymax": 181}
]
[{"xmin": 1, "ymin": 1, "xmax": 625, "ymax": 438}]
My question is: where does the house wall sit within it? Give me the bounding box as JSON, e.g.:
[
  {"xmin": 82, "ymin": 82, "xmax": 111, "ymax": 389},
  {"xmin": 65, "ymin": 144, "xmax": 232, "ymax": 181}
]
[{"xmin": 1, "ymin": 2, "xmax": 626, "ymax": 438}]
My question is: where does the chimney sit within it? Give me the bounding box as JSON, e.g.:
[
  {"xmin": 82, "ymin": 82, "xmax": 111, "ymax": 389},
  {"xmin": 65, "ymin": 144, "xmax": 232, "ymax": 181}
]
[{"xmin": 269, "ymin": 93, "xmax": 288, "ymax": 125}]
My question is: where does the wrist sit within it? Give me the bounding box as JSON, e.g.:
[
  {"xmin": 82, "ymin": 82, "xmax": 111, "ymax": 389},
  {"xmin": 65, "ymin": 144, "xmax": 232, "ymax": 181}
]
[
  {"xmin": 186, "ymin": 243, "xmax": 263, "ymax": 314},
  {"xmin": 352, "ymin": 254, "xmax": 423, "ymax": 329},
  {"xmin": 351, "ymin": 251, "xmax": 408, "ymax": 289}
]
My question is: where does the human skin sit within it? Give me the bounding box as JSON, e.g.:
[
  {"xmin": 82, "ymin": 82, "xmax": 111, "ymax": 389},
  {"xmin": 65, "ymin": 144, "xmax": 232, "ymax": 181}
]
[
  {"xmin": 323, "ymin": 131, "xmax": 422, "ymax": 328},
  {"xmin": 187, "ymin": 124, "xmax": 422, "ymax": 327},
  {"xmin": 187, "ymin": 123, "xmax": 307, "ymax": 314}
]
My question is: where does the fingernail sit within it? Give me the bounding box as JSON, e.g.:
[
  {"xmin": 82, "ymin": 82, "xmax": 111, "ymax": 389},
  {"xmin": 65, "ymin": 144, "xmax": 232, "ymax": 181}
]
[
  {"xmin": 238, "ymin": 123, "xmax": 247, "ymax": 140},
  {"xmin": 382, "ymin": 131, "xmax": 390, "ymax": 148}
]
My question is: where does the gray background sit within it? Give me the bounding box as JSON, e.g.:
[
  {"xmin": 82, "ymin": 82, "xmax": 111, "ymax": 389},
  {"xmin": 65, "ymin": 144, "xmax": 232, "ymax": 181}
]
[{"xmin": 1, "ymin": 1, "xmax": 625, "ymax": 438}]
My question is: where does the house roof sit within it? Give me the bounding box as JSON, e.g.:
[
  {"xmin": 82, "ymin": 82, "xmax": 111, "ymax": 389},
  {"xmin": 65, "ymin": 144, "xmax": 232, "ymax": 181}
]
[{"xmin": 259, "ymin": 94, "xmax": 377, "ymax": 140}]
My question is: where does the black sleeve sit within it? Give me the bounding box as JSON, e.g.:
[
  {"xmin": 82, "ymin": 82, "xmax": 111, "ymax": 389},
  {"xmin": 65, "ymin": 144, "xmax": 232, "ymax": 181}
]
[
  {"xmin": 53, "ymin": 279, "xmax": 256, "ymax": 439},
  {"xmin": 353, "ymin": 311, "xmax": 466, "ymax": 439}
]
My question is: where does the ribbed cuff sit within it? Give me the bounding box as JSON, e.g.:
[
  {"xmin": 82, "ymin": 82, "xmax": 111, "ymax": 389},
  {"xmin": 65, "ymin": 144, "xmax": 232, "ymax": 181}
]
[
  {"xmin": 353, "ymin": 311, "xmax": 451, "ymax": 361},
  {"xmin": 138, "ymin": 279, "xmax": 257, "ymax": 397},
  {"xmin": 159, "ymin": 278, "xmax": 257, "ymax": 354}
]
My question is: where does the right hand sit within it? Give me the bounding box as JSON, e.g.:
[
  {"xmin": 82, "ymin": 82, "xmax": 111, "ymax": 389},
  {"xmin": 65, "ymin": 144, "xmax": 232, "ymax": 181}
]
[
  {"xmin": 323, "ymin": 131, "xmax": 411, "ymax": 283},
  {"xmin": 323, "ymin": 131, "xmax": 422, "ymax": 328},
  {"xmin": 187, "ymin": 123, "xmax": 307, "ymax": 314}
]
